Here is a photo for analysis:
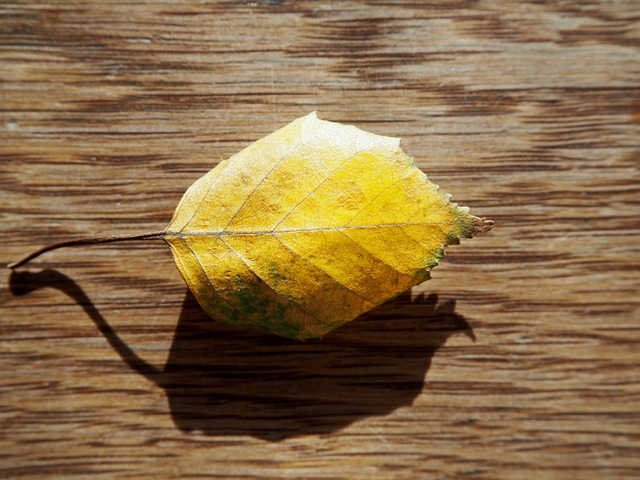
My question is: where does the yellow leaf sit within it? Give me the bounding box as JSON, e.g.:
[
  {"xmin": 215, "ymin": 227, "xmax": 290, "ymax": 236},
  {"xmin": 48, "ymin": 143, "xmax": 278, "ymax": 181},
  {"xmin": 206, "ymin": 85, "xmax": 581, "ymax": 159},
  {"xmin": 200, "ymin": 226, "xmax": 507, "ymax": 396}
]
[
  {"xmin": 165, "ymin": 112, "xmax": 492, "ymax": 340},
  {"xmin": 8, "ymin": 112, "xmax": 491, "ymax": 339}
]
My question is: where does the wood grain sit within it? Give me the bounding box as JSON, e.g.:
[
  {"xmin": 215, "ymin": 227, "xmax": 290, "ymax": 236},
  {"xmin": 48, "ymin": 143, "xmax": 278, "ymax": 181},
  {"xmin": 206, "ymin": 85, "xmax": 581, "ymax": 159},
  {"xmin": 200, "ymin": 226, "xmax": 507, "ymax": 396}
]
[{"xmin": 1, "ymin": 1, "xmax": 639, "ymax": 478}]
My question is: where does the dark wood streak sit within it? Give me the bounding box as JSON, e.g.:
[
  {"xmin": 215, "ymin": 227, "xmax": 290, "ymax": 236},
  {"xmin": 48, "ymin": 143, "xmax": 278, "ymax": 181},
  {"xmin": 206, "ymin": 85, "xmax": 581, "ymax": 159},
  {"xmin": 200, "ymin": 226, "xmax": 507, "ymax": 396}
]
[{"xmin": 1, "ymin": 0, "xmax": 639, "ymax": 478}]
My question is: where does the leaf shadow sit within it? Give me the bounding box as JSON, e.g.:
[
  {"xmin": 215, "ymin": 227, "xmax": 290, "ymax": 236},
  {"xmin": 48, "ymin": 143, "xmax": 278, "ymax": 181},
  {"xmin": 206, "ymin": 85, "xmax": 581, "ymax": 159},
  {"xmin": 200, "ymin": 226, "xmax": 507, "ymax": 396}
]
[{"xmin": 9, "ymin": 269, "xmax": 474, "ymax": 441}]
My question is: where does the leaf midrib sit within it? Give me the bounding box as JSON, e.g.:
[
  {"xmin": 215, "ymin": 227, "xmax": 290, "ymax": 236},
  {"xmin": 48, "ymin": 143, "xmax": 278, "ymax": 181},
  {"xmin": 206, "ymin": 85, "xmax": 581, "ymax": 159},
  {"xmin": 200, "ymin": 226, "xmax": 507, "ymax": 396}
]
[{"xmin": 165, "ymin": 222, "xmax": 453, "ymax": 237}]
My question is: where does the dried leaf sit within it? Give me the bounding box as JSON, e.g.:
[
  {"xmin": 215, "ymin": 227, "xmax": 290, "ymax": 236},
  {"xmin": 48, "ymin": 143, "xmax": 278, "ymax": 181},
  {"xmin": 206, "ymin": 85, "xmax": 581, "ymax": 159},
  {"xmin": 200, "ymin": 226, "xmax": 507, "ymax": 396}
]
[
  {"xmin": 164, "ymin": 113, "xmax": 491, "ymax": 339},
  {"xmin": 9, "ymin": 113, "xmax": 491, "ymax": 340}
]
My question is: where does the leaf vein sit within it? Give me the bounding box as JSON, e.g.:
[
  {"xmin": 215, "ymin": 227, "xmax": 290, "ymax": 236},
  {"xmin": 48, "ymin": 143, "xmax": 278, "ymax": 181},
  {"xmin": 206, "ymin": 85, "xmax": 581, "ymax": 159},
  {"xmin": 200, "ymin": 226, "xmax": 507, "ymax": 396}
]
[
  {"xmin": 345, "ymin": 169, "xmax": 419, "ymax": 226},
  {"xmin": 219, "ymin": 237, "xmax": 334, "ymax": 329},
  {"xmin": 271, "ymin": 141, "xmax": 378, "ymax": 231},
  {"xmin": 178, "ymin": 238, "xmax": 245, "ymax": 319},
  {"xmin": 273, "ymin": 232, "xmax": 375, "ymax": 305},
  {"xmin": 340, "ymin": 228, "xmax": 419, "ymax": 278},
  {"xmin": 222, "ymin": 140, "xmax": 302, "ymax": 232},
  {"xmin": 178, "ymin": 164, "xmax": 229, "ymax": 233},
  {"xmin": 167, "ymin": 222, "xmax": 455, "ymax": 238}
]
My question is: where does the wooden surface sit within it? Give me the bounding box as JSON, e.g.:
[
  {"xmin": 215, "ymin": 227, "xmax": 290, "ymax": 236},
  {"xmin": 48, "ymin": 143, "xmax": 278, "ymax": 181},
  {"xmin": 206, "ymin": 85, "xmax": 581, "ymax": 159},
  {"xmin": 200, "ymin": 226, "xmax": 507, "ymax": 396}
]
[{"xmin": 1, "ymin": 1, "xmax": 639, "ymax": 478}]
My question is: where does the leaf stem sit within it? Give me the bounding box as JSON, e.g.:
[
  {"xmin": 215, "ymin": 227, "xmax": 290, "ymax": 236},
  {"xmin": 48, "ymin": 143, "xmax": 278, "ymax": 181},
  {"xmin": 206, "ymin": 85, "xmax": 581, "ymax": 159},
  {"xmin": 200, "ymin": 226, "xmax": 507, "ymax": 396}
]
[{"xmin": 7, "ymin": 230, "xmax": 167, "ymax": 269}]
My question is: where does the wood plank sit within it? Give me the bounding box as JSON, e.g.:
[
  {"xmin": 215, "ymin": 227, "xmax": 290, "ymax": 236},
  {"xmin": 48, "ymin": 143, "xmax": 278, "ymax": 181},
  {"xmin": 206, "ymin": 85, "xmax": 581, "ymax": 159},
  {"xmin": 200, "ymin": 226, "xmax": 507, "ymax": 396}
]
[{"xmin": 1, "ymin": 1, "xmax": 639, "ymax": 478}]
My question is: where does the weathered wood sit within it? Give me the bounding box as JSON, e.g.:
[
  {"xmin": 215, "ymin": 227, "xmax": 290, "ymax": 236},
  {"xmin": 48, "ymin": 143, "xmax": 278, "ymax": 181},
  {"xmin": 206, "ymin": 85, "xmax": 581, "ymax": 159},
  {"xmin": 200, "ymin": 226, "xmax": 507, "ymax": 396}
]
[{"xmin": 1, "ymin": 1, "xmax": 639, "ymax": 478}]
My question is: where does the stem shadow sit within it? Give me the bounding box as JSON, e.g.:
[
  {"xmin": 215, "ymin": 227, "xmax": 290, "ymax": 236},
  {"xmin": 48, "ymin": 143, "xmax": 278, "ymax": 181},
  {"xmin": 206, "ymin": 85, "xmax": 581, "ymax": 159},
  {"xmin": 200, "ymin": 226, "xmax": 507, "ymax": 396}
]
[{"xmin": 9, "ymin": 269, "xmax": 474, "ymax": 441}]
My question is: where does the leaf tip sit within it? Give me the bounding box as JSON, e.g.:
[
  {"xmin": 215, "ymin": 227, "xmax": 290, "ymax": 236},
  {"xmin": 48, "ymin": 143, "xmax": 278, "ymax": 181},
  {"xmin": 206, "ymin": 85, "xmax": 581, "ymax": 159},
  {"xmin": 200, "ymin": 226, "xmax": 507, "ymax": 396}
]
[{"xmin": 471, "ymin": 216, "xmax": 494, "ymax": 235}]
